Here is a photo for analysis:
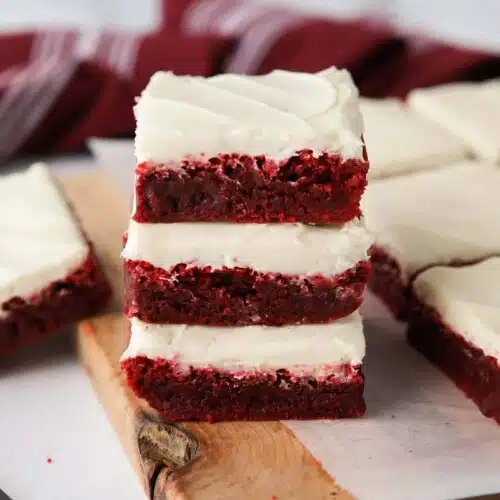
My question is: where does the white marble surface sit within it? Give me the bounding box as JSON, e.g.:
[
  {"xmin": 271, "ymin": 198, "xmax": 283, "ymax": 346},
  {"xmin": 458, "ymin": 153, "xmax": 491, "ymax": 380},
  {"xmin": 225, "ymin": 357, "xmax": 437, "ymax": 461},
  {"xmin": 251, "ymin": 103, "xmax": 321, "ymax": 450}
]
[
  {"xmin": 288, "ymin": 294, "xmax": 500, "ymax": 500},
  {"xmin": 0, "ymin": 331, "xmax": 144, "ymax": 500}
]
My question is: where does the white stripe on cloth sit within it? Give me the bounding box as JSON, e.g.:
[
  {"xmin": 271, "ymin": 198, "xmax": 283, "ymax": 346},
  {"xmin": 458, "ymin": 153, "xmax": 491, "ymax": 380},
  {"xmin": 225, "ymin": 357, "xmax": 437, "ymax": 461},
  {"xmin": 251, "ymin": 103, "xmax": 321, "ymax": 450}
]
[
  {"xmin": 183, "ymin": 0, "xmax": 240, "ymax": 34},
  {"xmin": 1, "ymin": 59, "xmax": 76, "ymax": 158},
  {"xmin": 0, "ymin": 25, "xmax": 140, "ymax": 161},
  {"xmin": 0, "ymin": 31, "xmax": 48, "ymax": 123},
  {"xmin": 0, "ymin": 32, "xmax": 57, "ymax": 158},
  {"xmin": 214, "ymin": 2, "xmax": 272, "ymax": 35},
  {"xmin": 183, "ymin": 0, "xmax": 304, "ymax": 74},
  {"xmin": 107, "ymin": 32, "xmax": 129, "ymax": 74},
  {"xmin": 113, "ymin": 32, "xmax": 141, "ymax": 78},
  {"xmin": 224, "ymin": 9, "xmax": 303, "ymax": 74},
  {"xmin": 93, "ymin": 31, "xmax": 114, "ymax": 68},
  {"xmin": 92, "ymin": 31, "xmax": 140, "ymax": 78},
  {"xmin": 0, "ymin": 31, "xmax": 77, "ymax": 160},
  {"xmin": 75, "ymin": 29, "xmax": 101, "ymax": 61}
]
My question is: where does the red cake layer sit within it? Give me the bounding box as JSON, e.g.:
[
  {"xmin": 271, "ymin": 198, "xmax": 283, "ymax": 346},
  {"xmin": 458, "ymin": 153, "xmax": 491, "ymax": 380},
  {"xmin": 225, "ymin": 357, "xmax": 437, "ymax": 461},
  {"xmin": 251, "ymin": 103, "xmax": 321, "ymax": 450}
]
[
  {"xmin": 124, "ymin": 259, "xmax": 371, "ymax": 326},
  {"xmin": 368, "ymin": 245, "xmax": 410, "ymax": 320},
  {"xmin": 369, "ymin": 246, "xmax": 495, "ymax": 322},
  {"xmin": 122, "ymin": 356, "xmax": 366, "ymax": 422},
  {"xmin": 133, "ymin": 150, "xmax": 369, "ymax": 224},
  {"xmin": 0, "ymin": 250, "xmax": 111, "ymax": 356},
  {"xmin": 408, "ymin": 299, "xmax": 500, "ymax": 425}
]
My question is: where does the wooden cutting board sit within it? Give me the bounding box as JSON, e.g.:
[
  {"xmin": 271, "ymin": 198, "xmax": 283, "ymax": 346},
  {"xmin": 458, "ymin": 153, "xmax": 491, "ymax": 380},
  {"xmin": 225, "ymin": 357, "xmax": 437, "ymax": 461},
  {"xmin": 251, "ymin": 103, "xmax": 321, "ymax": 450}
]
[{"xmin": 66, "ymin": 173, "xmax": 352, "ymax": 500}]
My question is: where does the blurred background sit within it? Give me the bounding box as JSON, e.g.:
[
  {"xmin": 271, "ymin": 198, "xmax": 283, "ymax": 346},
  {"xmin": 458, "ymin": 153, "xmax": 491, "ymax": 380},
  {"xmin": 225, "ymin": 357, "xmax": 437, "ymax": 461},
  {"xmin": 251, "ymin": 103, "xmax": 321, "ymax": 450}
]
[{"xmin": 0, "ymin": 0, "xmax": 499, "ymax": 162}]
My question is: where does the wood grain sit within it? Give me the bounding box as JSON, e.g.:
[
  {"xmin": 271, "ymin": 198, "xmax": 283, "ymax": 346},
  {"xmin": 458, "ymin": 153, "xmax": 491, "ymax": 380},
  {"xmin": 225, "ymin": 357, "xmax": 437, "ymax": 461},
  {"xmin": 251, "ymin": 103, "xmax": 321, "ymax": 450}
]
[{"xmin": 65, "ymin": 173, "xmax": 352, "ymax": 500}]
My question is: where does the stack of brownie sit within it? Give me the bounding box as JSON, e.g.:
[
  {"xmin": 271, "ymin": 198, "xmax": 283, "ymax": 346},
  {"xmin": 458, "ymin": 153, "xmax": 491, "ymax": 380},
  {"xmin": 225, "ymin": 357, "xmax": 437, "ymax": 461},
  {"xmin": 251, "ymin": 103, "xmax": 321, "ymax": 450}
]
[{"xmin": 120, "ymin": 67, "xmax": 373, "ymax": 421}]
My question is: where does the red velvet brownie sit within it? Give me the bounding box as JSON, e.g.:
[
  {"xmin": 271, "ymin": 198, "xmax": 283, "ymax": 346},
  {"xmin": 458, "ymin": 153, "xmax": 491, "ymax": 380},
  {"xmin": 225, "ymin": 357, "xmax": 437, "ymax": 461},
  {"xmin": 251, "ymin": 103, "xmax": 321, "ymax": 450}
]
[
  {"xmin": 121, "ymin": 313, "xmax": 366, "ymax": 422},
  {"xmin": 133, "ymin": 68, "xmax": 368, "ymax": 224},
  {"xmin": 122, "ymin": 219, "xmax": 372, "ymax": 326},
  {"xmin": 408, "ymin": 257, "xmax": 500, "ymax": 424},
  {"xmin": 0, "ymin": 164, "xmax": 111, "ymax": 356},
  {"xmin": 364, "ymin": 161, "xmax": 500, "ymax": 320},
  {"xmin": 360, "ymin": 97, "xmax": 467, "ymax": 179}
]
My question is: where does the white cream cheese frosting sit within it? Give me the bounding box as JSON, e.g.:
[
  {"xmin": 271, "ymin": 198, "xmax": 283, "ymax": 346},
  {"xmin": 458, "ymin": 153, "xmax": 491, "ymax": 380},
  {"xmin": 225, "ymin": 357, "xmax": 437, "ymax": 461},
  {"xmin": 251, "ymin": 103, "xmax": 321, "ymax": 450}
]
[
  {"xmin": 122, "ymin": 218, "xmax": 372, "ymax": 276},
  {"xmin": 413, "ymin": 257, "xmax": 500, "ymax": 360},
  {"xmin": 134, "ymin": 67, "xmax": 365, "ymax": 164},
  {"xmin": 360, "ymin": 97, "xmax": 468, "ymax": 179},
  {"xmin": 0, "ymin": 163, "xmax": 88, "ymax": 317},
  {"xmin": 364, "ymin": 160, "xmax": 500, "ymax": 282},
  {"xmin": 122, "ymin": 313, "xmax": 365, "ymax": 377},
  {"xmin": 408, "ymin": 80, "xmax": 500, "ymax": 164}
]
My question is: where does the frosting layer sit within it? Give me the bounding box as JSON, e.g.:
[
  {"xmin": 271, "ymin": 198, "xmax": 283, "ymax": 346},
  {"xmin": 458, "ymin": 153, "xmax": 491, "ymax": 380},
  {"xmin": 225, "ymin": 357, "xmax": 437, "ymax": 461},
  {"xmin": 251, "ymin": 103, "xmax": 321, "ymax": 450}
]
[
  {"xmin": 364, "ymin": 161, "xmax": 500, "ymax": 279},
  {"xmin": 413, "ymin": 257, "xmax": 500, "ymax": 360},
  {"xmin": 122, "ymin": 218, "xmax": 372, "ymax": 276},
  {"xmin": 0, "ymin": 164, "xmax": 87, "ymax": 316},
  {"xmin": 122, "ymin": 313, "xmax": 365, "ymax": 376},
  {"xmin": 134, "ymin": 67, "xmax": 364, "ymax": 164},
  {"xmin": 360, "ymin": 97, "xmax": 468, "ymax": 179},
  {"xmin": 408, "ymin": 80, "xmax": 500, "ymax": 163}
]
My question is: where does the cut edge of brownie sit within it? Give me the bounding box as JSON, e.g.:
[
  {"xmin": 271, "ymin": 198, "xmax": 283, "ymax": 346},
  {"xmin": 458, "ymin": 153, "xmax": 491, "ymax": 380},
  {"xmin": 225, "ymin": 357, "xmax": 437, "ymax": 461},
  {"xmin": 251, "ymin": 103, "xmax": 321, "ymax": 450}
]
[
  {"xmin": 133, "ymin": 150, "xmax": 369, "ymax": 224},
  {"xmin": 124, "ymin": 259, "xmax": 371, "ymax": 326},
  {"xmin": 0, "ymin": 248, "xmax": 111, "ymax": 356},
  {"xmin": 369, "ymin": 246, "xmax": 500, "ymax": 323},
  {"xmin": 408, "ymin": 298, "xmax": 500, "ymax": 425},
  {"xmin": 121, "ymin": 356, "xmax": 366, "ymax": 422},
  {"xmin": 368, "ymin": 245, "xmax": 410, "ymax": 320}
]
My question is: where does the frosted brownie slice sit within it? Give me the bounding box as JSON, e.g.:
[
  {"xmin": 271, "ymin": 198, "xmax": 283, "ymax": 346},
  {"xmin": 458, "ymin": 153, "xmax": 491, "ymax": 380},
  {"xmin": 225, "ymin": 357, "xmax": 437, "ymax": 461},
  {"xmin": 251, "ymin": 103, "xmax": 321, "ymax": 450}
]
[
  {"xmin": 408, "ymin": 257, "xmax": 500, "ymax": 424},
  {"xmin": 364, "ymin": 161, "xmax": 500, "ymax": 319},
  {"xmin": 123, "ymin": 219, "xmax": 372, "ymax": 326},
  {"xmin": 121, "ymin": 313, "xmax": 366, "ymax": 422},
  {"xmin": 133, "ymin": 67, "xmax": 368, "ymax": 224},
  {"xmin": 408, "ymin": 80, "xmax": 500, "ymax": 164},
  {"xmin": 0, "ymin": 164, "xmax": 111, "ymax": 355},
  {"xmin": 360, "ymin": 98, "xmax": 468, "ymax": 179}
]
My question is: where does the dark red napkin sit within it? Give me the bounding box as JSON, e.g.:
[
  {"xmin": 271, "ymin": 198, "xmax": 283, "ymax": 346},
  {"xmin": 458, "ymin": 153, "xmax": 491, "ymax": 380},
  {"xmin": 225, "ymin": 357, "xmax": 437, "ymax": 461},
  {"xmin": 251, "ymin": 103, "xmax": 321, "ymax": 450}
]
[
  {"xmin": 0, "ymin": 25, "xmax": 233, "ymax": 160},
  {"xmin": 384, "ymin": 40, "xmax": 500, "ymax": 97},
  {"xmin": 176, "ymin": 0, "xmax": 500, "ymax": 96},
  {"xmin": 0, "ymin": 0, "xmax": 499, "ymax": 160},
  {"xmin": 253, "ymin": 19, "xmax": 405, "ymax": 97}
]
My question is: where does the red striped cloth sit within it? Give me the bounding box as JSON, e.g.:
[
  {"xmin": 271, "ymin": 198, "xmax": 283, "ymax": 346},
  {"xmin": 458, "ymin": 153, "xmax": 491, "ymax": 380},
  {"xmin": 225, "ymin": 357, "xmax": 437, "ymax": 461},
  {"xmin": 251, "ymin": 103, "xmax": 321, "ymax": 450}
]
[
  {"xmin": 0, "ymin": 10, "xmax": 233, "ymax": 160},
  {"xmin": 1, "ymin": 0, "xmax": 499, "ymax": 160}
]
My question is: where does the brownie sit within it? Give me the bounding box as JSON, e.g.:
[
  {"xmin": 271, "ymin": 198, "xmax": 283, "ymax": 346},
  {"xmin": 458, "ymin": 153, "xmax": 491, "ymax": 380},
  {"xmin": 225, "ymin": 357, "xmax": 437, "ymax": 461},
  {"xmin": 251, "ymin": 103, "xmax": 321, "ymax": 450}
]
[
  {"xmin": 408, "ymin": 299, "xmax": 500, "ymax": 425},
  {"xmin": 122, "ymin": 356, "xmax": 366, "ymax": 422},
  {"xmin": 133, "ymin": 150, "xmax": 369, "ymax": 224},
  {"xmin": 368, "ymin": 245, "xmax": 410, "ymax": 320},
  {"xmin": 124, "ymin": 259, "xmax": 371, "ymax": 326},
  {"xmin": 0, "ymin": 251, "xmax": 111, "ymax": 356}
]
